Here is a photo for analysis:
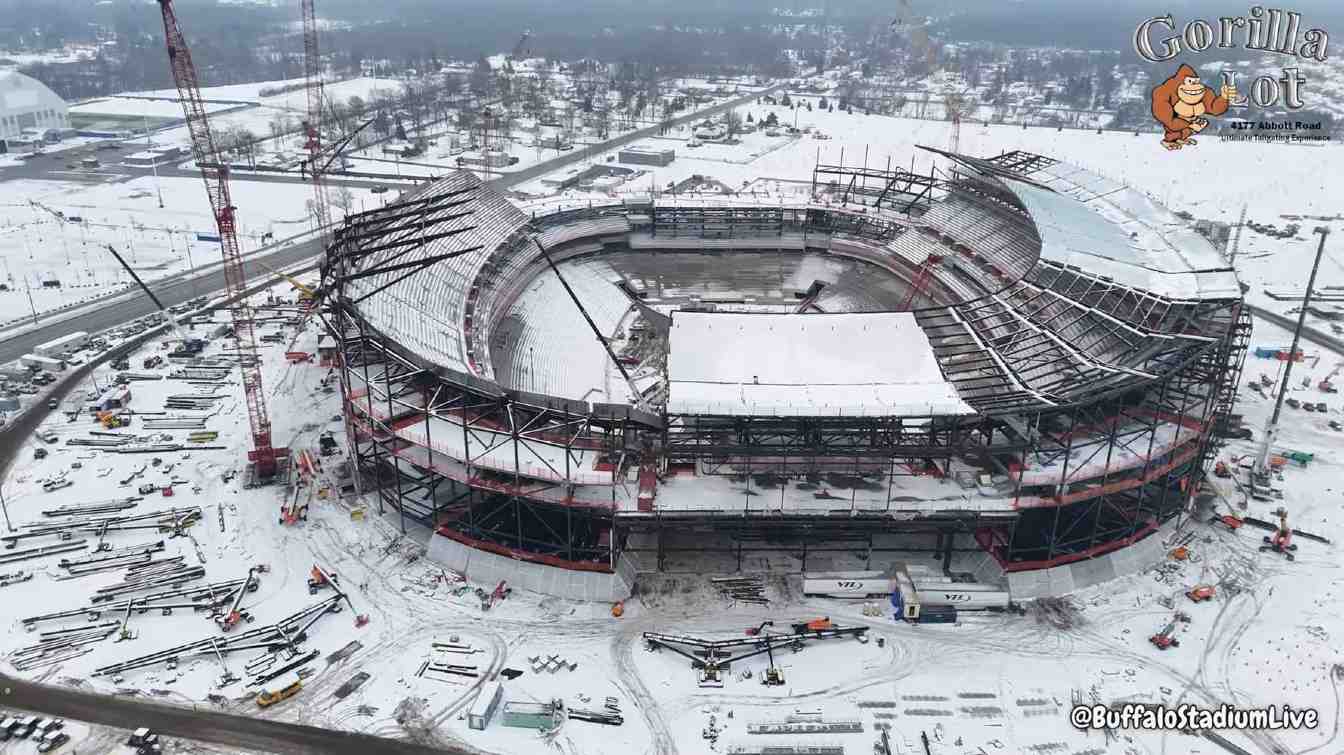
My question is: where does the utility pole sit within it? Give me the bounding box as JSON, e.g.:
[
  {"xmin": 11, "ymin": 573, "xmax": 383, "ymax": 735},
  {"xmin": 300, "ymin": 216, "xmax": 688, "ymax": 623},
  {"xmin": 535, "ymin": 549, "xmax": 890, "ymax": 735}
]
[
  {"xmin": 144, "ymin": 113, "xmax": 164, "ymax": 209},
  {"xmin": 0, "ymin": 482, "xmax": 12, "ymax": 532},
  {"xmin": 1258, "ymin": 226, "xmax": 1330, "ymax": 471}
]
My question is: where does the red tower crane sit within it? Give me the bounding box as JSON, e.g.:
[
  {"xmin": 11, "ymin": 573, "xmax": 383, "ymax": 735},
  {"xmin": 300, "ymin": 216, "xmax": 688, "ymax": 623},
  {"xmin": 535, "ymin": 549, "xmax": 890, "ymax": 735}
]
[
  {"xmin": 155, "ymin": 0, "xmax": 280, "ymax": 480},
  {"xmin": 301, "ymin": 0, "xmax": 333, "ymax": 242}
]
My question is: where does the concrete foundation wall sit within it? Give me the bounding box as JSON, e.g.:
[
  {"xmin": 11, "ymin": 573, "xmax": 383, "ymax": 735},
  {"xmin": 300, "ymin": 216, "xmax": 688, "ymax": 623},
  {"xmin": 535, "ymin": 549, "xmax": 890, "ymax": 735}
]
[
  {"xmin": 427, "ymin": 532, "xmax": 635, "ymax": 603},
  {"xmin": 1007, "ymin": 521, "xmax": 1170, "ymax": 600}
]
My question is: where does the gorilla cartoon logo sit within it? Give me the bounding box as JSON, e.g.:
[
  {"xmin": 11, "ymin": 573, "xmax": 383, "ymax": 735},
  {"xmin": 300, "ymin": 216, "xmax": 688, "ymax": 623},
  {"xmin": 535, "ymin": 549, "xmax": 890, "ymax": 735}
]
[{"xmin": 1150, "ymin": 64, "xmax": 1237, "ymax": 150}]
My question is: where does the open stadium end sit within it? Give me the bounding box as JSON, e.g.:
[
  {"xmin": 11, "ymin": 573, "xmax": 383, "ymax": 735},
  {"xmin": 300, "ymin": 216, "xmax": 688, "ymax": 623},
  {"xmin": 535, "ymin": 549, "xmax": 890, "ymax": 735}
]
[{"xmin": 323, "ymin": 148, "xmax": 1249, "ymax": 602}]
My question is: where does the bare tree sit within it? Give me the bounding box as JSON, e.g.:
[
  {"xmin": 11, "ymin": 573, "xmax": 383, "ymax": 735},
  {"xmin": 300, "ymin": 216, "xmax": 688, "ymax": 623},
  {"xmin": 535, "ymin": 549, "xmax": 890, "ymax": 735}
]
[{"xmin": 724, "ymin": 107, "xmax": 743, "ymax": 140}]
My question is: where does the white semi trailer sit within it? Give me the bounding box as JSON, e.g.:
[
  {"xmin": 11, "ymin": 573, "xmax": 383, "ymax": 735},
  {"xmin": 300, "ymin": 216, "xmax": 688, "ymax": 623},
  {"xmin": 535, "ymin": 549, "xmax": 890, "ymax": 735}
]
[
  {"xmin": 34, "ymin": 331, "xmax": 89, "ymax": 358},
  {"xmin": 804, "ymin": 566, "xmax": 1013, "ymax": 613}
]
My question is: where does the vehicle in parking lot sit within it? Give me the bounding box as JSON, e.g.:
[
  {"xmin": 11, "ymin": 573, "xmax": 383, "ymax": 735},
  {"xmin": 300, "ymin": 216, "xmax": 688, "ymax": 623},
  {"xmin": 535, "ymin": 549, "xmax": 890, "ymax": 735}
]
[
  {"xmin": 36, "ymin": 730, "xmax": 69, "ymax": 752},
  {"xmin": 12, "ymin": 716, "xmax": 39, "ymax": 739}
]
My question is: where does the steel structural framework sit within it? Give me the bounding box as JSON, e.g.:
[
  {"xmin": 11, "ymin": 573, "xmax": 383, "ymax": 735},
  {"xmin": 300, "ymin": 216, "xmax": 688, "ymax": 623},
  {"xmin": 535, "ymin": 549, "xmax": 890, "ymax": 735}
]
[{"xmin": 325, "ymin": 156, "xmax": 1249, "ymax": 576}]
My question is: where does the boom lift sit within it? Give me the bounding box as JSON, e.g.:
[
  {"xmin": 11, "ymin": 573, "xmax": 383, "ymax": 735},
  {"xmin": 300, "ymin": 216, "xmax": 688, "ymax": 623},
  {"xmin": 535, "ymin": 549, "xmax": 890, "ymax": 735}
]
[
  {"xmin": 1260, "ymin": 506, "xmax": 1298, "ymax": 560},
  {"xmin": 155, "ymin": 0, "xmax": 283, "ymax": 481}
]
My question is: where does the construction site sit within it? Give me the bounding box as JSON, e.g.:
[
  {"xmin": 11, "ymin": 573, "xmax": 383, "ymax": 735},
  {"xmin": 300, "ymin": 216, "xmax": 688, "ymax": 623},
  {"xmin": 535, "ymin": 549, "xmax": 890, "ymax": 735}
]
[{"xmin": 0, "ymin": 1, "xmax": 1342, "ymax": 754}]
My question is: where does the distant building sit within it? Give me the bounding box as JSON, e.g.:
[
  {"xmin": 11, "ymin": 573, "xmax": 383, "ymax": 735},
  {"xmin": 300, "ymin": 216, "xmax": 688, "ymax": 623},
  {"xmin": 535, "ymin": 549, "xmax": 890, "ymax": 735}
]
[
  {"xmin": 457, "ymin": 150, "xmax": 512, "ymax": 169},
  {"xmin": 618, "ymin": 147, "xmax": 675, "ymax": 167},
  {"xmin": 0, "ymin": 72, "xmax": 69, "ymax": 146}
]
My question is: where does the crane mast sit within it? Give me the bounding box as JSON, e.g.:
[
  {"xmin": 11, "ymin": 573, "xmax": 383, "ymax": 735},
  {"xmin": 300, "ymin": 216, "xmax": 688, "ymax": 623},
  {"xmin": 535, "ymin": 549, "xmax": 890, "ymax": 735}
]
[
  {"xmin": 301, "ymin": 0, "xmax": 333, "ymax": 243},
  {"xmin": 155, "ymin": 0, "xmax": 279, "ymax": 479}
]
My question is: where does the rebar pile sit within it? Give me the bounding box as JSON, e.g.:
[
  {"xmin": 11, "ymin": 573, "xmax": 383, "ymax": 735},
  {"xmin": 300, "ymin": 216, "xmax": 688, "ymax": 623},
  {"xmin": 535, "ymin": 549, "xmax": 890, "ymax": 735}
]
[
  {"xmin": 164, "ymin": 394, "xmax": 226, "ymax": 411},
  {"xmin": 711, "ymin": 575, "xmax": 769, "ymax": 605},
  {"xmin": 10, "ymin": 622, "xmax": 118, "ymax": 672},
  {"xmin": 141, "ymin": 417, "xmax": 209, "ymax": 431},
  {"xmin": 169, "ymin": 367, "xmax": 231, "ymax": 381},
  {"xmin": 41, "ymin": 498, "xmax": 141, "ymax": 517}
]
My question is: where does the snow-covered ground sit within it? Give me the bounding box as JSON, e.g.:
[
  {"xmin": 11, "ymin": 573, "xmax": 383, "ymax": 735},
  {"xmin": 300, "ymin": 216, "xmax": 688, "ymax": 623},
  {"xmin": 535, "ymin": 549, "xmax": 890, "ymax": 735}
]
[
  {"xmin": 0, "ymin": 175, "xmax": 334, "ymax": 327},
  {"xmin": 1, "ymin": 95, "xmax": 1343, "ymax": 755}
]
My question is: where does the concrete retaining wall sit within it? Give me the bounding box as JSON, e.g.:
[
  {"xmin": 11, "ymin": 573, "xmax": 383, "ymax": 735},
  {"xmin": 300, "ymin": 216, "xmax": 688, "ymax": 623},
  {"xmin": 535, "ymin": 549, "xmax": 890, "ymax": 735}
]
[
  {"xmin": 1007, "ymin": 520, "xmax": 1171, "ymax": 600},
  {"xmin": 427, "ymin": 533, "xmax": 635, "ymax": 603}
]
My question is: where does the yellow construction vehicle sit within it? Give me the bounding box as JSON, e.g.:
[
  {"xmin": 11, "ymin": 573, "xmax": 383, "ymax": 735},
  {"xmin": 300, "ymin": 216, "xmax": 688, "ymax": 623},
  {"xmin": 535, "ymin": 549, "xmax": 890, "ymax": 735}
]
[
  {"xmin": 97, "ymin": 410, "xmax": 130, "ymax": 429},
  {"xmin": 256, "ymin": 673, "xmax": 303, "ymax": 707},
  {"xmin": 256, "ymin": 260, "xmax": 318, "ymax": 302}
]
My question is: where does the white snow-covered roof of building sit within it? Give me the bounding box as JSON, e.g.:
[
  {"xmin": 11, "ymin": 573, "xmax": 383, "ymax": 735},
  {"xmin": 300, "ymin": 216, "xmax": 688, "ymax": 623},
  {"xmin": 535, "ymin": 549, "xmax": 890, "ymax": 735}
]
[{"xmin": 666, "ymin": 311, "xmax": 973, "ymax": 417}]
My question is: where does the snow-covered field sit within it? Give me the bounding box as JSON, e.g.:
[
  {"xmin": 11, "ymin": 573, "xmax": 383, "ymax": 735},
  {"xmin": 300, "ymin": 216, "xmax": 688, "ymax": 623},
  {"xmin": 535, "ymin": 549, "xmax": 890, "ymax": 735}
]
[
  {"xmin": 0, "ymin": 95, "xmax": 1342, "ymax": 754},
  {"xmin": 0, "ymin": 175, "xmax": 331, "ymax": 326},
  {"xmin": 70, "ymin": 97, "xmax": 238, "ymax": 121}
]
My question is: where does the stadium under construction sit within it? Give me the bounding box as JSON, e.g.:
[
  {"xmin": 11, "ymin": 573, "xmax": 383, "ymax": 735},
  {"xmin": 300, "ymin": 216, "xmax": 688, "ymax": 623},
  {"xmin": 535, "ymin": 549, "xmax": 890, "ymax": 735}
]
[{"xmin": 323, "ymin": 148, "xmax": 1250, "ymax": 601}]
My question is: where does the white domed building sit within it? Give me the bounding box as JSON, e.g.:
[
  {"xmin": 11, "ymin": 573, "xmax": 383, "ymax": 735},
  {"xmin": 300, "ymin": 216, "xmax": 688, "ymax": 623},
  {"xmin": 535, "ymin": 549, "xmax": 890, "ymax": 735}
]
[{"xmin": 0, "ymin": 71, "xmax": 69, "ymax": 145}]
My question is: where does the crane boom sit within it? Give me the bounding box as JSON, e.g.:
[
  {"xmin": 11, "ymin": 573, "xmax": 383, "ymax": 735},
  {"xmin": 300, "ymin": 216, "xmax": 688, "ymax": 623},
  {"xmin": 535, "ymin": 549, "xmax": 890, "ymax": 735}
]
[{"xmin": 156, "ymin": 0, "xmax": 278, "ymax": 478}]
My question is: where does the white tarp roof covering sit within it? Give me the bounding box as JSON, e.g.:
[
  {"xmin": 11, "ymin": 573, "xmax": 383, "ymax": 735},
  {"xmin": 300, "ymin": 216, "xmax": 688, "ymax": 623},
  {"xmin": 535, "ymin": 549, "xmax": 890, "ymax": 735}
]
[
  {"xmin": 666, "ymin": 311, "xmax": 973, "ymax": 417},
  {"xmin": 1002, "ymin": 163, "xmax": 1241, "ymax": 300}
]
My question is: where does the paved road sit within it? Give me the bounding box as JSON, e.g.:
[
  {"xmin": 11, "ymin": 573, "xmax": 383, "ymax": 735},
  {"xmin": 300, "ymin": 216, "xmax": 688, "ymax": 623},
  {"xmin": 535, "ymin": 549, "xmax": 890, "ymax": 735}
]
[
  {"xmin": 0, "ymin": 673, "xmax": 461, "ymax": 755},
  {"xmin": 0, "ymin": 83, "xmax": 782, "ymax": 364},
  {"xmin": 1245, "ymin": 303, "xmax": 1344, "ymax": 357},
  {"xmin": 0, "ymin": 237, "xmax": 321, "ymax": 364}
]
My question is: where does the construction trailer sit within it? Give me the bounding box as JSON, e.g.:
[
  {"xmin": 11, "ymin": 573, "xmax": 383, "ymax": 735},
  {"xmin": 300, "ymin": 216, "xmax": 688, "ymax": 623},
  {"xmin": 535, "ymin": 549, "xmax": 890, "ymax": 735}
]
[
  {"xmin": 618, "ymin": 147, "xmax": 675, "ymax": 167},
  {"xmin": 34, "ymin": 331, "xmax": 89, "ymax": 358},
  {"xmin": 468, "ymin": 681, "xmax": 503, "ymax": 730}
]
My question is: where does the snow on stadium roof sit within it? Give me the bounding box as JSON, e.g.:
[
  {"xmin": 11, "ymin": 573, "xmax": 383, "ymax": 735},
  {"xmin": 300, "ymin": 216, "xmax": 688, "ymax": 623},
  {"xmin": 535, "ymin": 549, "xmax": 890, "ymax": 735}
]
[
  {"xmin": 343, "ymin": 171, "xmax": 527, "ymax": 379},
  {"xmin": 666, "ymin": 311, "xmax": 974, "ymax": 417},
  {"xmin": 989, "ymin": 160, "xmax": 1241, "ymax": 301}
]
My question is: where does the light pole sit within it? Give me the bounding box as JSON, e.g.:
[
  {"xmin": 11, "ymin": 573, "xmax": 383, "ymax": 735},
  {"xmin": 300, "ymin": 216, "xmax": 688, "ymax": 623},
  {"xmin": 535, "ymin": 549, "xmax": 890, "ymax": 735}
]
[
  {"xmin": 145, "ymin": 114, "xmax": 164, "ymax": 209},
  {"xmin": 0, "ymin": 481, "xmax": 12, "ymax": 532}
]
